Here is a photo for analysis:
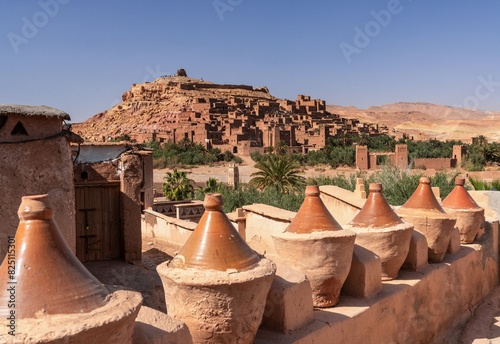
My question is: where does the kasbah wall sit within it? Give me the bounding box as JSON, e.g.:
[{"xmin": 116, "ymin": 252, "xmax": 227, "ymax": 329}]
[{"xmin": 0, "ymin": 107, "xmax": 76, "ymax": 258}]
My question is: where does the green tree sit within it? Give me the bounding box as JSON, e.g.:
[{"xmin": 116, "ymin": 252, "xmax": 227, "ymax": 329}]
[
  {"xmin": 250, "ymin": 154, "xmax": 305, "ymax": 194},
  {"xmin": 162, "ymin": 169, "xmax": 195, "ymax": 201}
]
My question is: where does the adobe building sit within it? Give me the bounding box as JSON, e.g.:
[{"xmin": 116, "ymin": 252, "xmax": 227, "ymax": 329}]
[
  {"xmin": 73, "ymin": 143, "xmax": 153, "ymax": 262},
  {"xmin": 355, "ymin": 144, "xmax": 408, "ymax": 170},
  {"xmin": 0, "ymin": 104, "xmax": 80, "ymax": 259},
  {"xmin": 124, "ymin": 91, "xmax": 387, "ymax": 156}
]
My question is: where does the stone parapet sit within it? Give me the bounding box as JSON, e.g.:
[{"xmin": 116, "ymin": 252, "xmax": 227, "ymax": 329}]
[
  {"xmin": 255, "ymin": 222, "xmax": 498, "ymax": 343},
  {"xmin": 133, "ymin": 305, "xmax": 192, "ymax": 344},
  {"xmin": 261, "ymin": 264, "xmax": 314, "ymax": 333}
]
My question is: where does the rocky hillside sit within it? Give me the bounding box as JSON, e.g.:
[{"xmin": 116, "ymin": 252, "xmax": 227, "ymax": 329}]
[
  {"xmin": 328, "ymin": 103, "xmax": 500, "ymax": 142},
  {"xmin": 73, "ymin": 74, "xmax": 275, "ymax": 141}
]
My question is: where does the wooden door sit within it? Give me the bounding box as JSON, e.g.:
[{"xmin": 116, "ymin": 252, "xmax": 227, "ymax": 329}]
[{"xmin": 75, "ymin": 183, "xmax": 122, "ymax": 262}]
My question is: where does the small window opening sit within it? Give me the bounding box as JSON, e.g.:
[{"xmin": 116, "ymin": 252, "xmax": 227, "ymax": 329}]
[
  {"xmin": 11, "ymin": 121, "xmax": 28, "ymax": 136},
  {"xmin": 0, "ymin": 115, "xmax": 7, "ymax": 130}
]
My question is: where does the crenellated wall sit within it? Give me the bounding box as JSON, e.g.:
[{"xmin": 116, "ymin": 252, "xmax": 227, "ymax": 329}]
[{"xmin": 413, "ymin": 157, "xmax": 457, "ymax": 170}]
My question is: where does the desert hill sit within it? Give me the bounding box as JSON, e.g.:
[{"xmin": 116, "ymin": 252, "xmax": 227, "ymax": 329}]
[
  {"xmin": 327, "ymin": 103, "xmax": 500, "ymax": 142},
  {"xmin": 73, "ymin": 74, "xmax": 276, "ymax": 141},
  {"xmin": 73, "ymin": 71, "xmax": 500, "ymax": 143}
]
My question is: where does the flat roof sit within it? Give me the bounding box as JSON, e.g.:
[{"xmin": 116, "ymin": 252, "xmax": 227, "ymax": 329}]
[{"xmin": 0, "ymin": 104, "xmax": 70, "ymax": 120}]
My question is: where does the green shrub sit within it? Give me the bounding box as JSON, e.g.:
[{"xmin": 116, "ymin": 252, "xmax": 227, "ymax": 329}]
[
  {"xmin": 469, "ymin": 177, "xmax": 500, "ymax": 191},
  {"xmin": 144, "ymin": 139, "xmax": 241, "ymax": 168}
]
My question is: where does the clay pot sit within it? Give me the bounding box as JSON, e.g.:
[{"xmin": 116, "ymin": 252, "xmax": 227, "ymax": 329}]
[
  {"xmin": 272, "ymin": 185, "xmax": 355, "ymax": 307},
  {"xmin": 442, "ymin": 178, "xmax": 484, "ymax": 243},
  {"xmin": 346, "ymin": 183, "xmax": 413, "ymax": 280},
  {"xmin": 169, "ymin": 193, "xmax": 260, "ymax": 271},
  {"xmin": 0, "ymin": 194, "xmax": 108, "ymax": 318},
  {"xmin": 158, "ymin": 194, "xmax": 276, "ymax": 344},
  {"xmin": 396, "ymin": 178, "xmax": 456, "ymax": 263},
  {"xmin": 286, "ymin": 185, "xmax": 343, "ymax": 233},
  {"xmin": 0, "ymin": 194, "xmax": 142, "ymax": 344}
]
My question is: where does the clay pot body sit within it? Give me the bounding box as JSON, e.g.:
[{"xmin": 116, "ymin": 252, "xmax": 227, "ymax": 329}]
[
  {"xmin": 160, "ymin": 260, "xmax": 275, "ymax": 344},
  {"xmin": 158, "ymin": 194, "xmax": 276, "ymax": 344},
  {"xmin": 396, "ymin": 178, "xmax": 456, "ymax": 263},
  {"xmin": 272, "ymin": 230, "xmax": 355, "ymax": 307},
  {"xmin": 442, "ymin": 178, "xmax": 485, "ymax": 243},
  {"xmin": 272, "ymin": 186, "xmax": 355, "ymax": 307},
  {"xmin": 0, "ymin": 195, "xmax": 142, "ymax": 344},
  {"xmin": 347, "ymin": 183, "xmax": 413, "ymax": 280}
]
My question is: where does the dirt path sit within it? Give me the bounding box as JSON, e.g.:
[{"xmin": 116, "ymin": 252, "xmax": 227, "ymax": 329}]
[{"xmin": 84, "ymin": 242, "xmax": 175, "ymax": 312}]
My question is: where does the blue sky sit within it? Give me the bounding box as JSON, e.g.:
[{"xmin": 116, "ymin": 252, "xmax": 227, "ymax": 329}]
[{"xmin": 1, "ymin": 0, "xmax": 499, "ymax": 123}]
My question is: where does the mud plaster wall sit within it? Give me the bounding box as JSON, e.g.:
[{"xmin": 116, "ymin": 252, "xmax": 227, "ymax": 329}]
[
  {"xmin": 120, "ymin": 153, "xmax": 144, "ymax": 262},
  {"xmin": 0, "ymin": 137, "xmax": 75, "ymax": 258},
  {"xmin": 73, "ymin": 161, "xmax": 120, "ymax": 183},
  {"xmin": 319, "ymin": 185, "xmax": 364, "ymax": 226},
  {"xmin": 142, "ymin": 151, "xmax": 154, "ymax": 210},
  {"xmin": 0, "ymin": 114, "xmax": 61, "ymax": 142},
  {"xmin": 142, "ymin": 209, "xmax": 196, "ymax": 250}
]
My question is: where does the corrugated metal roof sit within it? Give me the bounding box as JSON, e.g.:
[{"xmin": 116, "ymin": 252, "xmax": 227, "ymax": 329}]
[{"xmin": 74, "ymin": 144, "xmax": 130, "ymax": 163}]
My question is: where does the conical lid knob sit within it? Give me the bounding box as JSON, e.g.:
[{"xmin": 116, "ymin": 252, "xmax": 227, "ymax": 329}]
[
  {"xmin": 400, "ymin": 177, "xmax": 445, "ymax": 213},
  {"xmin": 442, "ymin": 177, "xmax": 481, "ymax": 209},
  {"xmin": 286, "ymin": 185, "xmax": 343, "ymax": 234},
  {"xmin": 170, "ymin": 194, "xmax": 260, "ymax": 271},
  {"xmin": 350, "ymin": 183, "xmax": 403, "ymax": 228},
  {"xmin": 0, "ymin": 195, "xmax": 108, "ymax": 319}
]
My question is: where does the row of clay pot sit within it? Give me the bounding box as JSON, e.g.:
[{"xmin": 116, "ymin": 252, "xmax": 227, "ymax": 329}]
[
  {"xmin": 272, "ymin": 177, "xmax": 484, "ymax": 310},
  {"xmin": 396, "ymin": 177, "xmax": 484, "ymax": 263},
  {"xmin": 161, "ymin": 177, "xmax": 485, "ymax": 343},
  {"xmin": 272, "ymin": 184, "xmax": 413, "ymax": 309}
]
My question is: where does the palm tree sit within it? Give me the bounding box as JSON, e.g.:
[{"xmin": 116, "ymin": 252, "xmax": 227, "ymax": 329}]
[
  {"xmin": 250, "ymin": 155, "xmax": 305, "ymax": 194},
  {"xmin": 476, "ymin": 135, "xmax": 488, "ymax": 148},
  {"xmin": 162, "ymin": 169, "xmax": 194, "ymax": 201}
]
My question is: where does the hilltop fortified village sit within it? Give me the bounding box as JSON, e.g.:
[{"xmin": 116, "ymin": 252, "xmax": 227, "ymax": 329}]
[{"xmin": 74, "ymin": 69, "xmax": 389, "ymax": 155}]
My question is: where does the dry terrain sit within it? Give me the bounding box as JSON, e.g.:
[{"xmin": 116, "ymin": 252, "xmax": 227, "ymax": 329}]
[{"xmin": 328, "ymin": 102, "xmax": 500, "ymax": 142}]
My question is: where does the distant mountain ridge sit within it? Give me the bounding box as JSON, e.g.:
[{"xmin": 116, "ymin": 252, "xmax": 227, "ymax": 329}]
[{"xmin": 327, "ymin": 102, "xmax": 500, "ymax": 142}]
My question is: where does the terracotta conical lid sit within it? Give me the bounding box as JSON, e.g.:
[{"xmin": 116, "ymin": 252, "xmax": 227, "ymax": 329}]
[
  {"xmin": 400, "ymin": 177, "xmax": 445, "ymax": 213},
  {"xmin": 0, "ymin": 195, "xmax": 108, "ymax": 319},
  {"xmin": 170, "ymin": 193, "xmax": 260, "ymax": 271},
  {"xmin": 442, "ymin": 177, "xmax": 481, "ymax": 209},
  {"xmin": 286, "ymin": 185, "xmax": 343, "ymax": 234},
  {"xmin": 350, "ymin": 183, "xmax": 403, "ymax": 228}
]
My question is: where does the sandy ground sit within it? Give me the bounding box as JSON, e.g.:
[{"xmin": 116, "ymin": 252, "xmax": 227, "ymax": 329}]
[{"xmin": 84, "ymin": 241, "xmax": 176, "ymax": 312}]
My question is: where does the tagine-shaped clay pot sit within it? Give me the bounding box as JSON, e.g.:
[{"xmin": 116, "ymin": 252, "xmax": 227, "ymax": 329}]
[
  {"xmin": 396, "ymin": 178, "xmax": 456, "ymax": 263},
  {"xmin": 346, "ymin": 183, "xmax": 413, "ymax": 280},
  {"xmin": 271, "ymin": 185, "xmax": 356, "ymax": 307},
  {"xmin": 0, "ymin": 194, "xmax": 142, "ymax": 344},
  {"xmin": 157, "ymin": 193, "xmax": 276, "ymax": 344},
  {"xmin": 442, "ymin": 177, "xmax": 485, "ymax": 243}
]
